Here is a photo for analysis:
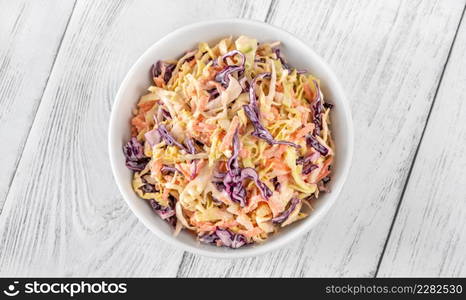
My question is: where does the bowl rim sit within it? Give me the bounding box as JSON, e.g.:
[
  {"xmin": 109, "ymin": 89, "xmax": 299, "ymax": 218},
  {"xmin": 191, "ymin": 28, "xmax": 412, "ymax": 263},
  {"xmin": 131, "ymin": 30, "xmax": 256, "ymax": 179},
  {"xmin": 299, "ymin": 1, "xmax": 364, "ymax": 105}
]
[{"xmin": 109, "ymin": 18, "xmax": 354, "ymax": 259}]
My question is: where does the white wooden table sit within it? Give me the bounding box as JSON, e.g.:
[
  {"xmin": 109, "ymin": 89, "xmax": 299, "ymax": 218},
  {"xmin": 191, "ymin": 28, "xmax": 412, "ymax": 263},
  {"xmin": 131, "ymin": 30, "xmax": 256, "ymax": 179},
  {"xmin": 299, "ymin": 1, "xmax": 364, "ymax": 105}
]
[{"xmin": 1, "ymin": 0, "xmax": 465, "ymax": 277}]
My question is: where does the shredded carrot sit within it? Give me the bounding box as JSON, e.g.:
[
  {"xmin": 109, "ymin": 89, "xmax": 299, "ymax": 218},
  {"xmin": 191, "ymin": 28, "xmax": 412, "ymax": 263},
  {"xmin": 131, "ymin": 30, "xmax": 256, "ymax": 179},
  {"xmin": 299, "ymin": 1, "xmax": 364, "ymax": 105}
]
[
  {"xmin": 131, "ymin": 126, "xmax": 138, "ymax": 137},
  {"xmin": 193, "ymin": 122, "xmax": 216, "ymax": 132},
  {"xmin": 197, "ymin": 94, "xmax": 209, "ymax": 113},
  {"xmin": 263, "ymin": 146, "xmax": 277, "ymax": 159},
  {"xmin": 189, "ymin": 59, "xmax": 196, "ymax": 68},
  {"xmin": 175, "ymin": 163, "xmax": 192, "ymax": 179},
  {"xmin": 137, "ymin": 100, "xmax": 157, "ymax": 113},
  {"xmin": 131, "ymin": 115, "xmax": 146, "ymax": 133},
  {"xmin": 294, "ymin": 123, "xmax": 314, "ymax": 139},
  {"xmin": 263, "ymin": 144, "xmax": 287, "ymax": 159},
  {"xmin": 192, "ymin": 159, "xmax": 206, "ymax": 179},
  {"xmin": 277, "ymin": 175, "xmax": 289, "ymax": 184},
  {"xmin": 267, "ymin": 193, "xmax": 286, "ymax": 217},
  {"xmin": 271, "ymin": 106, "xmax": 280, "ymax": 120},
  {"xmin": 276, "ymin": 82, "xmax": 284, "ymax": 92},
  {"xmin": 297, "ymin": 105, "xmax": 309, "ymax": 124},
  {"xmin": 162, "ymin": 188, "xmax": 170, "ymax": 204},
  {"xmin": 220, "ymin": 116, "xmax": 239, "ymax": 151},
  {"xmin": 216, "ymin": 219, "xmax": 239, "ymax": 229},
  {"xmin": 151, "ymin": 160, "xmax": 163, "ymax": 177},
  {"xmin": 271, "ymin": 158, "xmax": 290, "ymax": 172},
  {"xmin": 192, "ymin": 220, "xmax": 216, "ymax": 232},
  {"xmin": 243, "ymin": 193, "xmax": 264, "ymax": 213},
  {"xmin": 154, "ymin": 76, "xmax": 165, "ymax": 88},
  {"xmin": 189, "ymin": 161, "xmax": 197, "ymax": 179},
  {"xmin": 303, "ymin": 82, "xmax": 315, "ymax": 101},
  {"xmin": 218, "ymin": 195, "xmax": 232, "ymax": 205},
  {"xmin": 286, "ymin": 87, "xmax": 299, "ymax": 107},
  {"xmin": 291, "ymin": 96, "xmax": 300, "ymax": 107},
  {"xmin": 218, "ymin": 161, "xmax": 227, "ymax": 172},
  {"xmin": 315, "ymin": 157, "xmax": 333, "ymax": 182},
  {"xmin": 239, "ymin": 148, "xmax": 249, "ymax": 158},
  {"xmin": 190, "ymin": 101, "xmax": 197, "ymax": 114},
  {"xmin": 192, "ymin": 123, "xmax": 203, "ymax": 132}
]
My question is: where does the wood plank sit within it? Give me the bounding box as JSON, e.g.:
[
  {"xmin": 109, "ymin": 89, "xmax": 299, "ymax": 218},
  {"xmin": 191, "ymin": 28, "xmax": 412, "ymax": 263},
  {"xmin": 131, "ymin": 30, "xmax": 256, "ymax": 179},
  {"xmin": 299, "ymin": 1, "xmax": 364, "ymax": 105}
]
[
  {"xmin": 0, "ymin": 0, "xmax": 271, "ymax": 276},
  {"xmin": 176, "ymin": 0, "xmax": 466, "ymax": 277},
  {"xmin": 0, "ymin": 0, "xmax": 75, "ymax": 212},
  {"xmin": 378, "ymin": 7, "xmax": 466, "ymax": 277}
]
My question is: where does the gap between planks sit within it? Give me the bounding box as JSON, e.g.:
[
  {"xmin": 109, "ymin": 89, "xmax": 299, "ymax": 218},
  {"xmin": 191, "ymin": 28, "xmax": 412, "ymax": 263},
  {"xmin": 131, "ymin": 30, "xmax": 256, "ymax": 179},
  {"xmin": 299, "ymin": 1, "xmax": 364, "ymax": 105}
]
[
  {"xmin": 264, "ymin": 0, "xmax": 276, "ymax": 23},
  {"xmin": 373, "ymin": 2, "xmax": 466, "ymax": 278},
  {"xmin": 0, "ymin": 0, "xmax": 78, "ymax": 215}
]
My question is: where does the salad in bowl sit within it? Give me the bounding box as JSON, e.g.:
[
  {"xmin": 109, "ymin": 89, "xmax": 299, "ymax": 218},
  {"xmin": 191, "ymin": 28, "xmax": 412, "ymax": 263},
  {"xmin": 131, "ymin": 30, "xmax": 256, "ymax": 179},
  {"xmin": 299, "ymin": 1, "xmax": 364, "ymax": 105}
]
[{"xmin": 122, "ymin": 36, "xmax": 335, "ymax": 249}]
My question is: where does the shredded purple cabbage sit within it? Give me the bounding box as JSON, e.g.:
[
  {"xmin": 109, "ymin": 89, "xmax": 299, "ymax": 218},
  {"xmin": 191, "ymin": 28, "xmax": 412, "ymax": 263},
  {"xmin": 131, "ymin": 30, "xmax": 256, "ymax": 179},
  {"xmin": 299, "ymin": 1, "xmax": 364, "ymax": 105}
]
[
  {"xmin": 157, "ymin": 124, "xmax": 195, "ymax": 154},
  {"xmin": 221, "ymin": 50, "xmax": 245, "ymax": 66},
  {"xmin": 149, "ymin": 199, "xmax": 175, "ymax": 221},
  {"xmin": 199, "ymin": 233, "xmax": 219, "ymax": 244},
  {"xmin": 151, "ymin": 61, "xmax": 175, "ymax": 84},
  {"xmin": 243, "ymin": 73, "xmax": 299, "ymax": 148},
  {"xmin": 248, "ymin": 73, "xmax": 269, "ymax": 109},
  {"xmin": 144, "ymin": 128, "xmax": 161, "ymax": 147},
  {"xmin": 244, "ymin": 105, "xmax": 299, "ymax": 147},
  {"xmin": 311, "ymin": 80, "xmax": 323, "ymax": 136},
  {"xmin": 306, "ymin": 134, "xmax": 329, "ymax": 156},
  {"xmin": 273, "ymin": 48, "xmax": 290, "ymax": 70},
  {"xmin": 161, "ymin": 165, "xmax": 179, "ymax": 174},
  {"xmin": 322, "ymin": 176, "xmax": 331, "ymax": 184},
  {"xmin": 180, "ymin": 50, "xmax": 196, "ymax": 64},
  {"xmin": 227, "ymin": 129, "xmax": 241, "ymax": 170},
  {"xmin": 271, "ymin": 177, "xmax": 280, "ymax": 191},
  {"xmin": 297, "ymin": 154, "xmax": 319, "ymax": 174},
  {"xmin": 223, "ymin": 172, "xmax": 248, "ymax": 206},
  {"xmin": 123, "ymin": 137, "xmax": 144, "ymax": 161},
  {"xmin": 161, "ymin": 108, "xmax": 171, "ymax": 120},
  {"xmin": 139, "ymin": 177, "xmax": 157, "ymax": 193},
  {"xmin": 215, "ymin": 66, "xmax": 244, "ymax": 88},
  {"xmin": 194, "ymin": 139, "xmax": 205, "ymax": 147},
  {"xmin": 155, "ymin": 107, "xmax": 171, "ymax": 123},
  {"xmin": 123, "ymin": 137, "xmax": 150, "ymax": 171},
  {"xmin": 157, "ymin": 124, "xmax": 185, "ymax": 149},
  {"xmin": 215, "ymin": 50, "xmax": 245, "ymax": 87},
  {"xmin": 207, "ymin": 87, "xmax": 219, "ymax": 100},
  {"xmin": 222, "ymin": 129, "xmax": 272, "ymax": 206},
  {"xmin": 212, "ymin": 171, "xmax": 226, "ymax": 192},
  {"xmin": 323, "ymin": 102, "xmax": 334, "ymax": 109},
  {"xmin": 303, "ymin": 163, "xmax": 318, "ymax": 175},
  {"xmin": 139, "ymin": 184, "xmax": 156, "ymax": 194},
  {"xmin": 231, "ymin": 234, "xmax": 248, "ymax": 249},
  {"xmin": 239, "ymin": 77, "xmax": 250, "ymax": 92},
  {"xmin": 271, "ymin": 198, "xmax": 301, "ymax": 224},
  {"xmin": 200, "ymin": 228, "xmax": 247, "ymax": 248},
  {"xmin": 184, "ymin": 137, "xmax": 196, "ymax": 154},
  {"xmin": 240, "ymin": 168, "xmax": 273, "ymax": 198}
]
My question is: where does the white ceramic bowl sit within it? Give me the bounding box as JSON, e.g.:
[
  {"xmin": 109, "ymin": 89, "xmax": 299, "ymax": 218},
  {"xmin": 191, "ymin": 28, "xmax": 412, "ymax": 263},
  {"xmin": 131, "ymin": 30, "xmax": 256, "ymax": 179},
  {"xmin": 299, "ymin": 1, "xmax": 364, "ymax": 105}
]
[{"xmin": 109, "ymin": 19, "xmax": 353, "ymax": 258}]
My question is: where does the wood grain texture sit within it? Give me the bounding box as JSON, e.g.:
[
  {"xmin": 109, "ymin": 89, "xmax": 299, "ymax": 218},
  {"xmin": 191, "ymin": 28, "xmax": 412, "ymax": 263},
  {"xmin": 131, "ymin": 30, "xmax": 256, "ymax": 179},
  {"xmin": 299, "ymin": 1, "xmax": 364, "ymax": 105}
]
[
  {"xmin": 0, "ymin": 0, "xmax": 75, "ymax": 212},
  {"xmin": 0, "ymin": 0, "xmax": 271, "ymax": 276},
  {"xmin": 176, "ymin": 0, "xmax": 466, "ymax": 277},
  {"xmin": 378, "ymin": 8, "xmax": 466, "ymax": 277}
]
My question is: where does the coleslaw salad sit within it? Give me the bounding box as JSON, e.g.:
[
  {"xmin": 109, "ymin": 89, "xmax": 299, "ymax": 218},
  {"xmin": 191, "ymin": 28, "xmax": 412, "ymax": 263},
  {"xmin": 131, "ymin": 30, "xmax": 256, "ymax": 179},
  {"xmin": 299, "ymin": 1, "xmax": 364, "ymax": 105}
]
[{"xmin": 122, "ymin": 36, "xmax": 335, "ymax": 248}]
